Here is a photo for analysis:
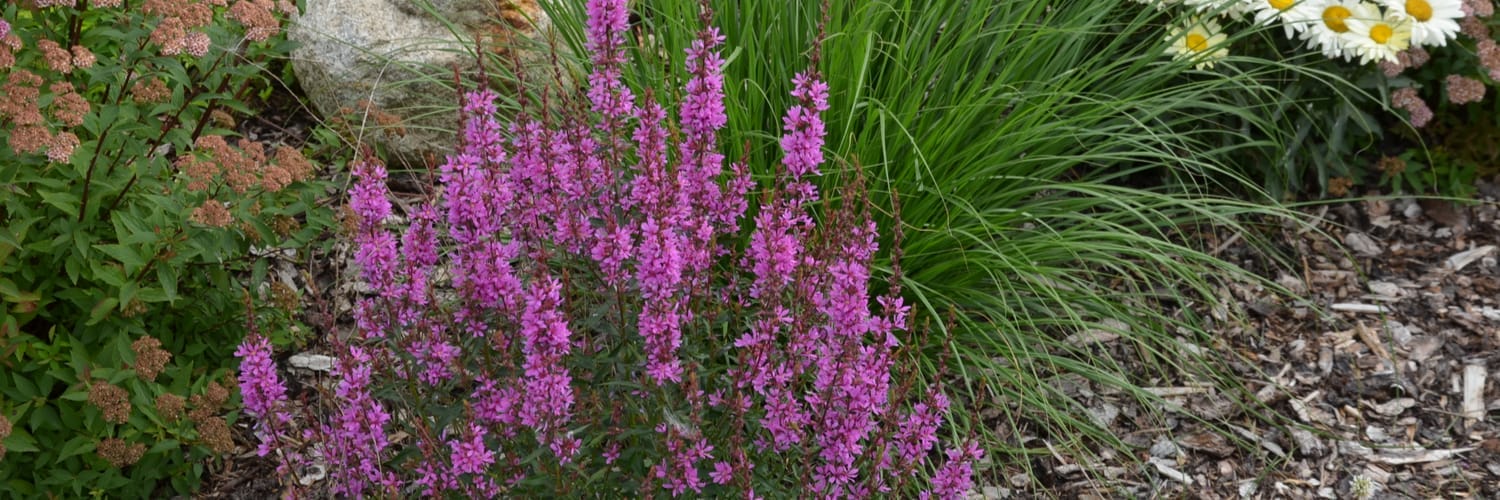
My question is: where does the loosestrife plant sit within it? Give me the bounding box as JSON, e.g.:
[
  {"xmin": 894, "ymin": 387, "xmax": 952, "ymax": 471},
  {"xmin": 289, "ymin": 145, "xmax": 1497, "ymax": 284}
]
[{"xmin": 238, "ymin": 0, "xmax": 978, "ymax": 497}]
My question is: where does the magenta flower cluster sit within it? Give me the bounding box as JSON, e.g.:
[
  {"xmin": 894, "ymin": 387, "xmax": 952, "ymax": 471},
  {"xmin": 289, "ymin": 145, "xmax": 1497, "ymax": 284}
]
[{"xmin": 235, "ymin": 0, "xmax": 978, "ymax": 497}]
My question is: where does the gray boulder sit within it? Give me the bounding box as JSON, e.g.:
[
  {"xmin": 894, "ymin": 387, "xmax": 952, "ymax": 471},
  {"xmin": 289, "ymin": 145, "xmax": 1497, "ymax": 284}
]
[{"xmin": 289, "ymin": 0, "xmax": 560, "ymax": 167}]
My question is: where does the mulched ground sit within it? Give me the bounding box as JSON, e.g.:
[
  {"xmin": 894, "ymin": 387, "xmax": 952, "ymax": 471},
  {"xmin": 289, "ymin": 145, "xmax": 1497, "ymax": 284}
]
[{"xmin": 977, "ymin": 180, "xmax": 1500, "ymax": 499}]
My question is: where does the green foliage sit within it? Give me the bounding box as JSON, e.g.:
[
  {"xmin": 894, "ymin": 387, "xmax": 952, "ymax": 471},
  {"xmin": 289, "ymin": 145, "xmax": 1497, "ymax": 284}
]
[{"xmin": 0, "ymin": 1, "xmax": 330, "ymax": 495}]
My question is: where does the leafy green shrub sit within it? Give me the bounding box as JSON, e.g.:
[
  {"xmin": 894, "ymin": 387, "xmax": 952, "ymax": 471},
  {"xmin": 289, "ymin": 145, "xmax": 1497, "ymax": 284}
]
[{"xmin": 0, "ymin": 0, "xmax": 331, "ymax": 495}]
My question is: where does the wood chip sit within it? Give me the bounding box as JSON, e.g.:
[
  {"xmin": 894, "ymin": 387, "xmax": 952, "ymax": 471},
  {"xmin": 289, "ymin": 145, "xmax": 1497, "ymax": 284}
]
[
  {"xmin": 1331, "ymin": 303, "xmax": 1390, "ymax": 314},
  {"xmin": 1462, "ymin": 364, "xmax": 1488, "ymax": 422},
  {"xmin": 1148, "ymin": 457, "xmax": 1194, "ymax": 485},
  {"xmin": 1367, "ymin": 446, "xmax": 1476, "ymax": 465},
  {"xmin": 1354, "ymin": 321, "xmax": 1392, "ymax": 365},
  {"xmin": 1445, "ymin": 245, "xmax": 1495, "ymax": 271},
  {"xmin": 1344, "ymin": 232, "xmax": 1383, "ymax": 257}
]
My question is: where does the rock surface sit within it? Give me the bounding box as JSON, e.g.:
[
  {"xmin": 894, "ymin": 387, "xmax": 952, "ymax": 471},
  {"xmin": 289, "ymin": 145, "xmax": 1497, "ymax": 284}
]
[{"xmin": 290, "ymin": 0, "xmax": 557, "ymax": 166}]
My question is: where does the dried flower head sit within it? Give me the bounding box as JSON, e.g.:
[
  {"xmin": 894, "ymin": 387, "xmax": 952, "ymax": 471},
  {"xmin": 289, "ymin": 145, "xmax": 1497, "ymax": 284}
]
[
  {"xmin": 1461, "ymin": 15, "xmax": 1490, "ymax": 38},
  {"xmin": 1465, "ymin": 0, "xmax": 1495, "ymax": 16},
  {"xmin": 96, "ymin": 438, "xmax": 146, "ymax": 467},
  {"xmin": 1, "ymin": 70, "xmax": 45, "ymax": 127},
  {"xmin": 70, "ymin": 45, "xmax": 96, "ymax": 69},
  {"xmin": 94, "ymin": 0, "xmax": 124, "ymax": 7},
  {"xmin": 196, "ymin": 416, "xmax": 236, "ymax": 453},
  {"xmin": 191, "ymin": 201, "xmax": 233, "ymax": 227},
  {"xmin": 1377, "ymin": 155, "xmax": 1408, "ymax": 176},
  {"xmin": 230, "ymin": 0, "xmax": 280, "ymax": 41},
  {"xmin": 210, "ymin": 109, "xmax": 236, "ymax": 128},
  {"xmin": 37, "ymin": 39, "xmax": 74, "ymax": 73},
  {"xmin": 131, "ymin": 336, "xmax": 173, "ymax": 382},
  {"xmin": 1327, "ymin": 176, "xmax": 1354, "ymax": 197},
  {"xmin": 0, "ymin": 414, "xmax": 11, "ymax": 458},
  {"xmin": 1479, "ymin": 39, "xmax": 1500, "ymax": 80},
  {"xmin": 9, "ymin": 125, "xmax": 52, "ymax": 156},
  {"xmin": 46, "ymin": 131, "xmax": 79, "ymax": 163},
  {"xmin": 270, "ymin": 280, "xmax": 300, "ymax": 311},
  {"xmin": 1446, "ymin": 74, "xmax": 1487, "ymax": 104},
  {"xmin": 155, "ymin": 393, "xmax": 186, "ymax": 422},
  {"xmin": 49, "ymin": 82, "xmax": 90, "ymax": 127},
  {"xmin": 1391, "ymin": 87, "xmax": 1433, "ymax": 127},
  {"xmin": 88, "ymin": 383, "xmax": 133, "ymax": 424},
  {"xmin": 273, "ymin": 146, "xmax": 314, "ymax": 182},
  {"xmin": 130, "ymin": 77, "xmax": 172, "ymax": 103}
]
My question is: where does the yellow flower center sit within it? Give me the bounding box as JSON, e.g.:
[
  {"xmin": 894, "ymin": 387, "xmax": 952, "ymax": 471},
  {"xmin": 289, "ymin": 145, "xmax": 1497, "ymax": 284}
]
[
  {"xmin": 1370, "ymin": 23, "xmax": 1394, "ymax": 44},
  {"xmin": 1186, "ymin": 33, "xmax": 1209, "ymax": 52},
  {"xmin": 1322, "ymin": 6, "xmax": 1352, "ymax": 32},
  {"xmin": 1405, "ymin": 0, "xmax": 1433, "ymax": 21},
  {"xmin": 1269, "ymin": 0, "xmax": 1295, "ymax": 10}
]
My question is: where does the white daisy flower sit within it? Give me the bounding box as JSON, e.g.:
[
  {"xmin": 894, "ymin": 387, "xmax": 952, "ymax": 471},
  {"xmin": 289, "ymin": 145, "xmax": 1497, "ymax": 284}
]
[
  {"xmin": 1300, "ymin": 0, "xmax": 1378, "ymax": 60},
  {"xmin": 1344, "ymin": 7, "xmax": 1413, "ymax": 64},
  {"xmin": 1185, "ymin": 0, "xmax": 1256, "ymax": 19},
  {"xmin": 1381, "ymin": 0, "xmax": 1463, "ymax": 47},
  {"xmin": 1248, "ymin": 0, "xmax": 1320, "ymax": 38},
  {"xmin": 1166, "ymin": 16, "xmax": 1231, "ymax": 69}
]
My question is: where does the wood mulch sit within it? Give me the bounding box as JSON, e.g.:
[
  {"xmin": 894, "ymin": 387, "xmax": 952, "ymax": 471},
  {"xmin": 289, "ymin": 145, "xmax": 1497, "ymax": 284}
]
[{"xmin": 976, "ymin": 179, "xmax": 1500, "ymax": 499}]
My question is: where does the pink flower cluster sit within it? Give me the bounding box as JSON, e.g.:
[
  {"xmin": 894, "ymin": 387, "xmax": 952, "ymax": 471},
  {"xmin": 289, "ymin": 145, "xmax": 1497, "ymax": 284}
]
[{"xmin": 236, "ymin": 0, "xmax": 974, "ymax": 497}]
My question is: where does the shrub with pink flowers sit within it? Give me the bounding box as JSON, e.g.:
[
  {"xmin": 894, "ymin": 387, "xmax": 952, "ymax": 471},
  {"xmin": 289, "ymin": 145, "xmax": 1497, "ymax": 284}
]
[{"xmin": 236, "ymin": 0, "xmax": 976, "ymax": 496}]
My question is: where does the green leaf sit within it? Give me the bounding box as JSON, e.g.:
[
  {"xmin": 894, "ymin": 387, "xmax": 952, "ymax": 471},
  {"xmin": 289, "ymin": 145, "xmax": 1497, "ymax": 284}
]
[
  {"xmin": 88, "ymin": 298, "xmax": 118, "ymax": 326},
  {"xmin": 157, "ymin": 264, "xmax": 178, "ymax": 302},
  {"xmin": 59, "ymin": 436, "xmax": 96, "ymax": 460},
  {"xmin": 3, "ymin": 427, "xmax": 40, "ymax": 453},
  {"xmin": 39, "ymin": 191, "xmax": 81, "ymax": 219},
  {"xmin": 11, "ymin": 372, "xmax": 39, "ymax": 399},
  {"xmin": 95, "ymin": 244, "xmax": 147, "ymax": 273}
]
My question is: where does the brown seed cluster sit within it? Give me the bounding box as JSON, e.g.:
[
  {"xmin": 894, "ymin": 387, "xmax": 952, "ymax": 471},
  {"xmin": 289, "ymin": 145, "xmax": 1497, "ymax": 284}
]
[
  {"xmin": 49, "ymin": 81, "xmax": 90, "ymax": 127},
  {"xmin": 179, "ymin": 136, "xmax": 314, "ymax": 194},
  {"xmin": 1461, "ymin": 15, "xmax": 1490, "ymax": 39},
  {"xmin": 131, "ymin": 336, "xmax": 173, "ymax": 382},
  {"xmin": 142, "ymin": 0, "xmax": 215, "ymax": 57},
  {"xmin": 1478, "ymin": 40, "xmax": 1500, "ymax": 81},
  {"xmin": 196, "ymin": 416, "xmax": 236, "ymax": 454},
  {"xmin": 1379, "ymin": 47, "xmax": 1431, "ymax": 77},
  {"xmin": 155, "ymin": 393, "xmax": 186, "ymax": 422},
  {"xmin": 229, "ymin": 0, "xmax": 283, "ymax": 42},
  {"xmin": 270, "ymin": 280, "xmax": 300, "ymax": 311},
  {"xmin": 37, "ymin": 39, "xmax": 75, "ymax": 74},
  {"xmin": 1445, "ymin": 74, "xmax": 1487, "ymax": 105},
  {"xmin": 188, "ymin": 381, "xmax": 230, "ymax": 424},
  {"xmin": 1, "ymin": 70, "xmax": 49, "ymax": 155},
  {"xmin": 88, "ymin": 383, "xmax": 133, "ymax": 425},
  {"xmin": 190, "ymin": 201, "xmax": 233, "ymax": 227},
  {"xmin": 1466, "ymin": 0, "xmax": 1495, "ymax": 17},
  {"xmin": 130, "ymin": 77, "xmax": 171, "ymax": 104},
  {"xmin": 1327, "ymin": 177, "xmax": 1354, "ymax": 197},
  {"xmin": 1377, "ymin": 155, "xmax": 1408, "ymax": 176},
  {"xmin": 0, "ymin": 414, "xmax": 11, "ymax": 459},
  {"xmin": 188, "ymin": 381, "xmax": 236, "ymax": 453},
  {"xmin": 179, "ymin": 135, "xmax": 316, "ymax": 227},
  {"xmin": 0, "ymin": 30, "xmax": 20, "ymax": 69},
  {"xmin": 96, "ymin": 438, "xmax": 146, "ymax": 468}
]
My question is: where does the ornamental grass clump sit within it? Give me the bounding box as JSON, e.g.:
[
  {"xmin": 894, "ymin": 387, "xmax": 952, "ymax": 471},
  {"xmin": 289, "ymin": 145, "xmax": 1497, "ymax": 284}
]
[{"xmin": 238, "ymin": 0, "xmax": 975, "ymax": 497}]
